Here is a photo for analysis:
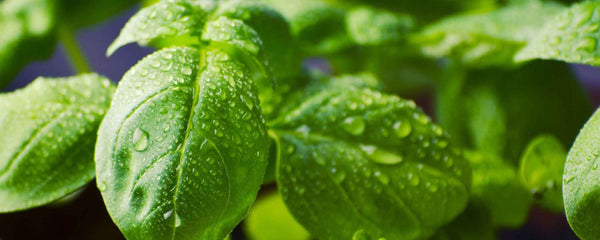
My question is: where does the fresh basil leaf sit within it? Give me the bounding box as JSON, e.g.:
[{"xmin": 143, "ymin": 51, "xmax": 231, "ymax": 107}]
[
  {"xmin": 244, "ymin": 192, "xmax": 310, "ymax": 240},
  {"xmin": 0, "ymin": 0, "xmax": 58, "ymax": 87},
  {"xmin": 0, "ymin": 73, "xmax": 114, "ymax": 212},
  {"xmin": 271, "ymin": 87, "xmax": 471, "ymax": 239},
  {"xmin": 519, "ymin": 135, "xmax": 566, "ymax": 213},
  {"xmin": 345, "ymin": 6, "xmax": 414, "ymax": 46},
  {"xmin": 430, "ymin": 201, "xmax": 495, "ymax": 240},
  {"xmin": 414, "ymin": 2, "xmax": 564, "ymax": 67},
  {"xmin": 563, "ymin": 107, "xmax": 600, "ymax": 240},
  {"xmin": 95, "ymin": 47, "xmax": 269, "ymax": 240},
  {"xmin": 261, "ymin": 0, "xmax": 352, "ymax": 55},
  {"xmin": 437, "ymin": 61, "xmax": 591, "ymax": 164},
  {"xmin": 465, "ymin": 151, "xmax": 532, "ymax": 227},
  {"xmin": 215, "ymin": 0, "xmax": 301, "ymax": 80},
  {"xmin": 515, "ymin": 1, "xmax": 600, "ymax": 66},
  {"xmin": 107, "ymin": 0, "xmax": 217, "ymax": 56}
]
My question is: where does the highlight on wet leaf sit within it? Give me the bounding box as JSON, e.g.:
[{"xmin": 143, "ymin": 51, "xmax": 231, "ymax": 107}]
[
  {"xmin": 0, "ymin": 73, "xmax": 114, "ymax": 212},
  {"xmin": 270, "ymin": 86, "xmax": 471, "ymax": 240}
]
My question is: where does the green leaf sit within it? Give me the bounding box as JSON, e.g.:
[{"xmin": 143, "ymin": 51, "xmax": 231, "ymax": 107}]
[
  {"xmin": 0, "ymin": 0, "xmax": 58, "ymax": 87},
  {"xmin": 519, "ymin": 135, "xmax": 566, "ymax": 213},
  {"xmin": 107, "ymin": 0, "xmax": 217, "ymax": 56},
  {"xmin": 437, "ymin": 61, "xmax": 591, "ymax": 164},
  {"xmin": 414, "ymin": 2, "xmax": 564, "ymax": 67},
  {"xmin": 0, "ymin": 73, "xmax": 114, "ymax": 212},
  {"xmin": 430, "ymin": 201, "xmax": 495, "ymax": 240},
  {"xmin": 95, "ymin": 47, "xmax": 269, "ymax": 240},
  {"xmin": 271, "ymin": 87, "xmax": 471, "ymax": 239},
  {"xmin": 345, "ymin": 6, "xmax": 414, "ymax": 46},
  {"xmin": 563, "ymin": 107, "xmax": 600, "ymax": 240},
  {"xmin": 261, "ymin": 0, "xmax": 352, "ymax": 55},
  {"xmin": 244, "ymin": 192, "xmax": 310, "ymax": 240},
  {"xmin": 465, "ymin": 151, "xmax": 532, "ymax": 227},
  {"xmin": 515, "ymin": 1, "xmax": 600, "ymax": 66}
]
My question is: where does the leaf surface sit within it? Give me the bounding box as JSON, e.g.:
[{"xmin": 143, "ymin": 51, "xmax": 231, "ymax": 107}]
[
  {"xmin": 271, "ymin": 87, "xmax": 471, "ymax": 240},
  {"xmin": 519, "ymin": 135, "xmax": 566, "ymax": 213},
  {"xmin": 95, "ymin": 46, "xmax": 269, "ymax": 240},
  {"xmin": 0, "ymin": 74, "xmax": 114, "ymax": 212}
]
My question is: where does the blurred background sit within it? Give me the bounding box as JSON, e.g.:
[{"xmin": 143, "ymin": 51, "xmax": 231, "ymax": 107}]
[{"xmin": 0, "ymin": 3, "xmax": 598, "ymax": 240}]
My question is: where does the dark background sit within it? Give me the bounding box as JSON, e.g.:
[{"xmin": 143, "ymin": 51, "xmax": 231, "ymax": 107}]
[{"xmin": 1, "ymin": 5, "xmax": 598, "ymax": 240}]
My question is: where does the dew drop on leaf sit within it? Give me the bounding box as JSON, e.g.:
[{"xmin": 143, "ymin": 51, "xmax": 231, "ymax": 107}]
[
  {"xmin": 341, "ymin": 116, "xmax": 365, "ymax": 135},
  {"xmin": 333, "ymin": 170, "xmax": 346, "ymax": 183},
  {"xmin": 132, "ymin": 128, "xmax": 149, "ymax": 152},
  {"xmin": 407, "ymin": 172, "xmax": 420, "ymax": 186},
  {"xmin": 374, "ymin": 171, "xmax": 390, "ymax": 185},
  {"xmin": 393, "ymin": 121, "xmax": 412, "ymax": 138}
]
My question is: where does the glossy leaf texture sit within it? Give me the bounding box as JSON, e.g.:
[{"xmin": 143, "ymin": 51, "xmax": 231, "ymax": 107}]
[
  {"xmin": 436, "ymin": 61, "xmax": 591, "ymax": 164},
  {"xmin": 344, "ymin": 6, "xmax": 414, "ymax": 46},
  {"xmin": 519, "ymin": 135, "xmax": 566, "ymax": 213},
  {"xmin": 0, "ymin": 74, "xmax": 114, "ymax": 212},
  {"xmin": 271, "ymin": 87, "xmax": 471, "ymax": 240},
  {"xmin": 109, "ymin": 0, "xmax": 303, "ymax": 119},
  {"xmin": 107, "ymin": 0, "xmax": 217, "ymax": 56},
  {"xmin": 466, "ymin": 151, "xmax": 532, "ymax": 227},
  {"xmin": 563, "ymin": 107, "xmax": 600, "ymax": 240},
  {"xmin": 0, "ymin": 0, "xmax": 57, "ymax": 87},
  {"xmin": 414, "ymin": 2, "xmax": 564, "ymax": 68},
  {"xmin": 95, "ymin": 47, "xmax": 269, "ymax": 240},
  {"xmin": 516, "ymin": 1, "xmax": 600, "ymax": 66},
  {"xmin": 244, "ymin": 192, "xmax": 310, "ymax": 240}
]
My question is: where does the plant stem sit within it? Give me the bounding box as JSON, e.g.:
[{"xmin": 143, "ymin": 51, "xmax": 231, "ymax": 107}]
[{"xmin": 59, "ymin": 25, "xmax": 91, "ymax": 74}]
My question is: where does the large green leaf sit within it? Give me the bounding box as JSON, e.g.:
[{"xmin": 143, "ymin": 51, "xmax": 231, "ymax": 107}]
[
  {"xmin": 436, "ymin": 61, "xmax": 591, "ymax": 164},
  {"xmin": 244, "ymin": 192, "xmax": 310, "ymax": 240},
  {"xmin": 519, "ymin": 135, "xmax": 566, "ymax": 213},
  {"xmin": 563, "ymin": 107, "xmax": 600, "ymax": 240},
  {"xmin": 0, "ymin": 0, "xmax": 57, "ymax": 87},
  {"xmin": 466, "ymin": 151, "xmax": 532, "ymax": 227},
  {"xmin": 516, "ymin": 1, "xmax": 600, "ymax": 66},
  {"xmin": 271, "ymin": 87, "xmax": 471, "ymax": 240},
  {"xmin": 0, "ymin": 74, "xmax": 114, "ymax": 212},
  {"xmin": 95, "ymin": 47, "xmax": 269, "ymax": 240},
  {"xmin": 414, "ymin": 2, "xmax": 564, "ymax": 67}
]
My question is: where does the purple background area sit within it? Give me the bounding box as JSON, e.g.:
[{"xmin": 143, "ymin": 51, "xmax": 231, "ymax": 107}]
[{"xmin": 1, "ymin": 5, "xmax": 599, "ymax": 240}]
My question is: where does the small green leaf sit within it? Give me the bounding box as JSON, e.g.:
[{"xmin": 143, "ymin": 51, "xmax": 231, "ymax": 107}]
[
  {"xmin": 0, "ymin": 73, "xmax": 114, "ymax": 212},
  {"xmin": 95, "ymin": 47, "xmax": 269, "ymax": 240},
  {"xmin": 345, "ymin": 6, "xmax": 414, "ymax": 46},
  {"xmin": 519, "ymin": 135, "xmax": 566, "ymax": 213},
  {"xmin": 272, "ymin": 87, "xmax": 471, "ymax": 239},
  {"xmin": 261, "ymin": 0, "xmax": 352, "ymax": 54},
  {"xmin": 437, "ymin": 61, "xmax": 591, "ymax": 164},
  {"xmin": 430, "ymin": 201, "xmax": 495, "ymax": 240},
  {"xmin": 414, "ymin": 2, "xmax": 564, "ymax": 67},
  {"xmin": 107, "ymin": 0, "xmax": 217, "ymax": 56},
  {"xmin": 466, "ymin": 151, "xmax": 532, "ymax": 227},
  {"xmin": 244, "ymin": 192, "xmax": 310, "ymax": 240},
  {"xmin": 515, "ymin": 1, "xmax": 600, "ymax": 66},
  {"xmin": 564, "ymin": 107, "xmax": 600, "ymax": 240}
]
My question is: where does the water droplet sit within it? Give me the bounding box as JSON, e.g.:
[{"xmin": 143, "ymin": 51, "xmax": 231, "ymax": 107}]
[
  {"xmin": 175, "ymin": 213, "xmax": 182, "ymax": 227},
  {"xmin": 181, "ymin": 67, "xmax": 193, "ymax": 76},
  {"xmin": 408, "ymin": 173, "xmax": 420, "ymax": 186},
  {"xmin": 393, "ymin": 121, "xmax": 412, "ymax": 138},
  {"xmin": 163, "ymin": 210, "xmax": 173, "ymax": 219},
  {"xmin": 353, "ymin": 229, "xmax": 370, "ymax": 240},
  {"xmin": 341, "ymin": 117, "xmax": 365, "ymax": 135},
  {"xmin": 333, "ymin": 170, "xmax": 346, "ymax": 183},
  {"xmin": 368, "ymin": 148, "xmax": 403, "ymax": 165},
  {"xmin": 286, "ymin": 145, "xmax": 295, "ymax": 154},
  {"xmin": 374, "ymin": 171, "xmax": 389, "ymax": 184},
  {"xmin": 132, "ymin": 128, "xmax": 149, "ymax": 151},
  {"xmin": 425, "ymin": 182, "xmax": 438, "ymax": 192}
]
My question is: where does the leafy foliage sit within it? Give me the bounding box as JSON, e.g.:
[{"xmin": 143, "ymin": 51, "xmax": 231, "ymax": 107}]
[
  {"xmin": 0, "ymin": 74, "xmax": 114, "ymax": 212},
  {"xmin": 4, "ymin": 0, "xmax": 600, "ymax": 239}
]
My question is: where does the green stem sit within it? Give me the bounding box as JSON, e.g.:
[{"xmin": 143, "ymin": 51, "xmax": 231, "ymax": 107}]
[{"xmin": 59, "ymin": 25, "xmax": 91, "ymax": 74}]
